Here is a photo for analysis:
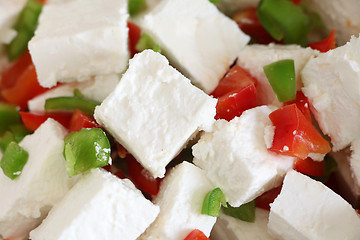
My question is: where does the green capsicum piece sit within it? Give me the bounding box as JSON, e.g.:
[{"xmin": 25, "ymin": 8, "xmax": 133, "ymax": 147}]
[
  {"xmin": 0, "ymin": 103, "xmax": 21, "ymax": 134},
  {"xmin": 63, "ymin": 128, "xmax": 110, "ymax": 177},
  {"xmin": 45, "ymin": 96, "xmax": 100, "ymax": 115},
  {"xmin": 201, "ymin": 187, "xmax": 227, "ymax": 217},
  {"xmin": 0, "ymin": 131, "xmax": 15, "ymax": 153},
  {"xmin": 128, "ymin": 0, "xmax": 146, "ymax": 17},
  {"xmin": 222, "ymin": 200, "xmax": 256, "ymax": 222},
  {"xmin": 263, "ymin": 59, "xmax": 296, "ymax": 102},
  {"xmin": 135, "ymin": 33, "xmax": 161, "ymax": 53},
  {"xmin": 0, "ymin": 141, "xmax": 29, "ymax": 180}
]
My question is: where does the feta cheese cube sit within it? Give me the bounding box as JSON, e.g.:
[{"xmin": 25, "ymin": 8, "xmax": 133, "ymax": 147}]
[
  {"xmin": 94, "ymin": 50, "xmax": 217, "ymax": 178},
  {"xmin": 302, "ymin": 0, "xmax": 360, "ymax": 45},
  {"xmin": 28, "ymin": 0, "xmax": 129, "ymax": 88},
  {"xmin": 28, "ymin": 74, "xmax": 119, "ymax": 112},
  {"xmin": 0, "ymin": 119, "xmax": 77, "ymax": 240},
  {"xmin": 139, "ymin": 162, "xmax": 216, "ymax": 240},
  {"xmin": 211, "ymin": 209, "xmax": 277, "ymax": 240},
  {"xmin": 237, "ymin": 44, "xmax": 318, "ymax": 106},
  {"xmin": 30, "ymin": 169, "xmax": 159, "ymax": 240},
  {"xmin": 301, "ymin": 36, "xmax": 360, "ymax": 151},
  {"xmin": 0, "ymin": 0, "xmax": 27, "ymax": 44},
  {"xmin": 139, "ymin": 0, "xmax": 250, "ymax": 93},
  {"xmin": 268, "ymin": 170, "xmax": 360, "ymax": 240},
  {"xmin": 193, "ymin": 106, "xmax": 295, "ymax": 207}
]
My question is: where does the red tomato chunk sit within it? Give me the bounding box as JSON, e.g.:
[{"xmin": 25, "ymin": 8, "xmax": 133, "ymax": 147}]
[{"xmin": 184, "ymin": 229, "xmax": 210, "ymax": 240}]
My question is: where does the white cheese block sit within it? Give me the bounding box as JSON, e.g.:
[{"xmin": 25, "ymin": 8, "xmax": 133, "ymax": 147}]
[
  {"xmin": 0, "ymin": 0, "xmax": 27, "ymax": 44},
  {"xmin": 139, "ymin": 162, "xmax": 216, "ymax": 240},
  {"xmin": 28, "ymin": 0, "xmax": 129, "ymax": 88},
  {"xmin": 94, "ymin": 50, "xmax": 217, "ymax": 178},
  {"xmin": 302, "ymin": 0, "xmax": 360, "ymax": 45},
  {"xmin": 301, "ymin": 36, "xmax": 360, "ymax": 151},
  {"xmin": 193, "ymin": 106, "xmax": 295, "ymax": 207},
  {"xmin": 0, "ymin": 119, "xmax": 77, "ymax": 240},
  {"xmin": 139, "ymin": 0, "xmax": 250, "ymax": 93},
  {"xmin": 237, "ymin": 44, "xmax": 318, "ymax": 106},
  {"xmin": 268, "ymin": 170, "xmax": 360, "ymax": 240},
  {"xmin": 30, "ymin": 168, "xmax": 159, "ymax": 240},
  {"xmin": 28, "ymin": 74, "xmax": 119, "ymax": 112},
  {"xmin": 211, "ymin": 209, "xmax": 277, "ymax": 240}
]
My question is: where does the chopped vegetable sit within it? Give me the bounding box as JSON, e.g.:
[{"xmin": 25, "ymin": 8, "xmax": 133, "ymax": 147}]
[
  {"xmin": 255, "ymin": 186, "xmax": 282, "ymax": 211},
  {"xmin": 209, "ymin": 0, "xmax": 220, "ymax": 4},
  {"xmin": 269, "ymin": 104, "xmax": 331, "ymax": 159},
  {"xmin": 222, "ymin": 200, "xmax": 256, "ymax": 222},
  {"xmin": 63, "ymin": 128, "xmax": 110, "ymax": 177},
  {"xmin": 69, "ymin": 109, "xmax": 101, "ymax": 132},
  {"xmin": 135, "ymin": 33, "xmax": 161, "ymax": 53},
  {"xmin": 257, "ymin": 0, "xmax": 312, "ymax": 45},
  {"xmin": 214, "ymin": 84, "xmax": 257, "ymax": 121},
  {"xmin": 45, "ymin": 96, "xmax": 100, "ymax": 115},
  {"xmin": 294, "ymin": 157, "xmax": 325, "ymax": 177},
  {"xmin": 313, "ymin": 155, "xmax": 338, "ymax": 182},
  {"xmin": 201, "ymin": 187, "xmax": 227, "ymax": 217},
  {"xmin": 184, "ymin": 229, "xmax": 210, "ymax": 240},
  {"xmin": 309, "ymin": 29, "xmax": 337, "ymax": 52},
  {"xmin": 0, "ymin": 141, "xmax": 29, "ymax": 180},
  {"xmin": 9, "ymin": 124, "xmax": 30, "ymax": 142},
  {"xmin": 210, "ymin": 65, "xmax": 256, "ymax": 98},
  {"xmin": 285, "ymin": 91, "xmax": 312, "ymax": 121},
  {"xmin": 0, "ymin": 103, "xmax": 21, "ymax": 134},
  {"xmin": 128, "ymin": 22, "xmax": 142, "ymax": 57},
  {"xmin": 128, "ymin": 0, "xmax": 146, "ymax": 17},
  {"xmin": 7, "ymin": 0, "xmax": 43, "ymax": 61},
  {"xmin": 20, "ymin": 111, "xmax": 73, "ymax": 132},
  {"xmin": 0, "ymin": 132, "xmax": 15, "ymax": 153},
  {"xmin": 263, "ymin": 59, "xmax": 296, "ymax": 102}
]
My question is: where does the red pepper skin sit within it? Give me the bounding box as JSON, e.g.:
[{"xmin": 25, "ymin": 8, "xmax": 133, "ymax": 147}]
[
  {"xmin": 308, "ymin": 29, "xmax": 336, "ymax": 53},
  {"xmin": 291, "ymin": 0, "xmax": 302, "ymax": 5},
  {"xmin": 184, "ymin": 229, "xmax": 210, "ymax": 240},
  {"xmin": 215, "ymin": 84, "xmax": 257, "ymax": 121},
  {"xmin": 1, "ymin": 51, "xmax": 49, "ymax": 110},
  {"xmin": 20, "ymin": 111, "xmax": 73, "ymax": 132},
  {"xmin": 294, "ymin": 157, "xmax": 325, "ymax": 177},
  {"xmin": 285, "ymin": 91, "xmax": 312, "ymax": 122},
  {"xmin": 69, "ymin": 109, "xmax": 101, "ymax": 132},
  {"xmin": 126, "ymin": 155, "xmax": 160, "ymax": 196},
  {"xmin": 269, "ymin": 104, "xmax": 331, "ymax": 159},
  {"xmin": 211, "ymin": 65, "xmax": 256, "ymax": 98},
  {"xmin": 128, "ymin": 22, "xmax": 141, "ymax": 57},
  {"xmin": 255, "ymin": 186, "xmax": 282, "ymax": 211}
]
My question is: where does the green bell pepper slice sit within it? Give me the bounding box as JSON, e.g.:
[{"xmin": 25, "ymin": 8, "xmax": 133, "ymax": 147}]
[
  {"xmin": 45, "ymin": 96, "xmax": 100, "ymax": 115},
  {"xmin": 0, "ymin": 103, "xmax": 21, "ymax": 134},
  {"xmin": 0, "ymin": 141, "xmax": 29, "ymax": 180},
  {"xmin": 201, "ymin": 187, "xmax": 227, "ymax": 217},
  {"xmin": 222, "ymin": 200, "xmax": 256, "ymax": 222}
]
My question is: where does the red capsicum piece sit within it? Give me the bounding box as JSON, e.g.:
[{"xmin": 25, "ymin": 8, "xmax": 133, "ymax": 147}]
[
  {"xmin": 20, "ymin": 111, "xmax": 73, "ymax": 132},
  {"xmin": 285, "ymin": 91, "xmax": 312, "ymax": 122},
  {"xmin": 128, "ymin": 21, "xmax": 141, "ymax": 57},
  {"xmin": 184, "ymin": 229, "xmax": 210, "ymax": 240},
  {"xmin": 294, "ymin": 157, "xmax": 325, "ymax": 177},
  {"xmin": 308, "ymin": 29, "xmax": 336, "ymax": 52},
  {"xmin": 255, "ymin": 186, "xmax": 282, "ymax": 211},
  {"xmin": 215, "ymin": 84, "xmax": 257, "ymax": 121},
  {"xmin": 269, "ymin": 104, "xmax": 331, "ymax": 159},
  {"xmin": 69, "ymin": 109, "xmax": 101, "ymax": 132}
]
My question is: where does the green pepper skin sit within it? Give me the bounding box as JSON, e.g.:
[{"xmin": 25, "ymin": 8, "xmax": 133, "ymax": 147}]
[
  {"xmin": 0, "ymin": 103, "xmax": 21, "ymax": 134},
  {"xmin": 201, "ymin": 187, "xmax": 227, "ymax": 217},
  {"xmin": 222, "ymin": 200, "xmax": 256, "ymax": 222},
  {"xmin": 0, "ymin": 141, "xmax": 29, "ymax": 180},
  {"xmin": 45, "ymin": 96, "xmax": 100, "ymax": 115}
]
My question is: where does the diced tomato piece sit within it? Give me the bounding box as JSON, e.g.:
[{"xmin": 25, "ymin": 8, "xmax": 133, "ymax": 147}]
[
  {"xmin": 269, "ymin": 104, "xmax": 331, "ymax": 159},
  {"xmin": 20, "ymin": 111, "xmax": 73, "ymax": 132},
  {"xmin": 184, "ymin": 229, "xmax": 210, "ymax": 240},
  {"xmin": 211, "ymin": 65, "xmax": 257, "ymax": 98},
  {"xmin": 126, "ymin": 155, "xmax": 160, "ymax": 196},
  {"xmin": 215, "ymin": 84, "xmax": 257, "ymax": 121},
  {"xmin": 308, "ymin": 29, "xmax": 336, "ymax": 53},
  {"xmin": 69, "ymin": 109, "xmax": 101, "ymax": 132},
  {"xmin": 232, "ymin": 7, "xmax": 280, "ymax": 44},
  {"xmin": 255, "ymin": 186, "xmax": 282, "ymax": 211},
  {"xmin": 294, "ymin": 157, "xmax": 325, "ymax": 177},
  {"xmin": 1, "ymin": 51, "xmax": 49, "ymax": 109},
  {"xmin": 285, "ymin": 91, "xmax": 312, "ymax": 121},
  {"xmin": 128, "ymin": 21, "xmax": 141, "ymax": 57},
  {"xmin": 291, "ymin": 0, "xmax": 302, "ymax": 5}
]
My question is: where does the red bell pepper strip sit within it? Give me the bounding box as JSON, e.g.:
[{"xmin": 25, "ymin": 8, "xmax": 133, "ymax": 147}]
[
  {"xmin": 128, "ymin": 21, "xmax": 141, "ymax": 57},
  {"xmin": 255, "ymin": 186, "xmax": 282, "ymax": 211},
  {"xmin": 294, "ymin": 157, "xmax": 325, "ymax": 177},
  {"xmin": 268, "ymin": 104, "xmax": 331, "ymax": 159},
  {"xmin": 308, "ymin": 29, "xmax": 336, "ymax": 52},
  {"xmin": 184, "ymin": 229, "xmax": 209, "ymax": 240},
  {"xmin": 69, "ymin": 109, "xmax": 101, "ymax": 132},
  {"xmin": 210, "ymin": 65, "xmax": 257, "ymax": 98},
  {"xmin": 20, "ymin": 111, "xmax": 73, "ymax": 132},
  {"xmin": 215, "ymin": 84, "xmax": 257, "ymax": 121},
  {"xmin": 285, "ymin": 91, "xmax": 312, "ymax": 122}
]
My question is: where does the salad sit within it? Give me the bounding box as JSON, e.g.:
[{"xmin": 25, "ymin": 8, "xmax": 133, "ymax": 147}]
[{"xmin": 1, "ymin": 0, "xmax": 360, "ymax": 239}]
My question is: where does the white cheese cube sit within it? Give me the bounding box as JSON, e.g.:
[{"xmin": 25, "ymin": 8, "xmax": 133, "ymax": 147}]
[
  {"xmin": 94, "ymin": 50, "xmax": 217, "ymax": 178},
  {"xmin": 139, "ymin": 162, "xmax": 216, "ymax": 240},
  {"xmin": 268, "ymin": 170, "xmax": 360, "ymax": 240},
  {"xmin": 211, "ymin": 209, "xmax": 277, "ymax": 240},
  {"xmin": 0, "ymin": 119, "xmax": 77, "ymax": 240},
  {"xmin": 0, "ymin": 0, "xmax": 27, "ymax": 44},
  {"xmin": 28, "ymin": 0, "xmax": 129, "ymax": 88},
  {"xmin": 301, "ymin": 36, "xmax": 360, "ymax": 151},
  {"xmin": 302, "ymin": 0, "xmax": 360, "ymax": 45},
  {"xmin": 28, "ymin": 74, "xmax": 119, "ymax": 112},
  {"xmin": 30, "ymin": 169, "xmax": 159, "ymax": 240},
  {"xmin": 193, "ymin": 106, "xmax": 295, "ymax": 207},
  {"xmin": 237, "ymin": 44, "xmax": 318, "ymax": 106},
  {"xmin": 139, "ymin": 0, "xmax": 250, "ymax": 93}
]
